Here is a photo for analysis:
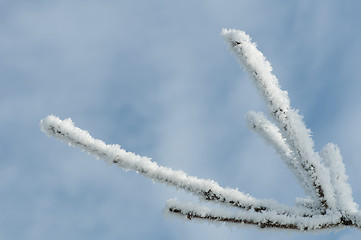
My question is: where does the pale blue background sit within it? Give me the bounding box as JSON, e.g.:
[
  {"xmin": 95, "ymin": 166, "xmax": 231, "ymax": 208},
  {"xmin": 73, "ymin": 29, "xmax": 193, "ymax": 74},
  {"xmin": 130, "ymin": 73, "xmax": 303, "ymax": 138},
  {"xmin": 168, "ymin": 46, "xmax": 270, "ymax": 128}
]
[{"xmin": 1, "ymin": 1, "xmax": 361, "ymax": 239}]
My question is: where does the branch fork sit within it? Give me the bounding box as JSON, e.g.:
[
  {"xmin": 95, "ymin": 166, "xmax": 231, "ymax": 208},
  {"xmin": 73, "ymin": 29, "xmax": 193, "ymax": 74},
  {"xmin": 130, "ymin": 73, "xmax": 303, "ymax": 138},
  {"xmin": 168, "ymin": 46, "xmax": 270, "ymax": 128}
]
[{"xmin": 40, "ymin": 29, "xmax": 360, "ymax": 231}]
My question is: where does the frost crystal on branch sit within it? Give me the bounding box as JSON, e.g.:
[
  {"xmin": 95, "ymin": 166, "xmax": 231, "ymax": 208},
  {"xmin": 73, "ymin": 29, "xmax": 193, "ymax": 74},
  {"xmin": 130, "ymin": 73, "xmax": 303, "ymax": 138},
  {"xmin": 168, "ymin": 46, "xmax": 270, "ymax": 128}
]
[{"xmin": 41, "ymin": 29, "xmax": 361, "ymax": 231}]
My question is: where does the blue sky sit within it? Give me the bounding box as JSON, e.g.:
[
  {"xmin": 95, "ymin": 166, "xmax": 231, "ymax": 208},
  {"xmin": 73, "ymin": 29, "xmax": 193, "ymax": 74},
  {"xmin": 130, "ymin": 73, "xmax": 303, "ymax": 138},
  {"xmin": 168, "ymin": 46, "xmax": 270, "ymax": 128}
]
[{"xmin": 1, "ymin": 0, "xmax": 361, "ymax": 239}]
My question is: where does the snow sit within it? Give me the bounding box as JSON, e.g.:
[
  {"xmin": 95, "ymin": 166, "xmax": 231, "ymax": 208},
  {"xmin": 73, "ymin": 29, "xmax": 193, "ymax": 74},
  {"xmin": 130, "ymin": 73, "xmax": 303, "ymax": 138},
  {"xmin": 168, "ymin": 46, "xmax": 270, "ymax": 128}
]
[
  {"xmin": 39, "ymin": 29, "xmax": 361, "ymax": 231},
  {"xmin": 166, "ymin": 199, "xmax": 343, "ymax": 231},
  {"xmin": 321, "ymin": 143, "xmax": 358, "ymax": 213},
  {"xmin": 222, "ymin": 28, "xmax": 336, "ymax": 211},
  {"xmin": 40, "ymin": 115, "xmax": 313, "ymax": 217}
]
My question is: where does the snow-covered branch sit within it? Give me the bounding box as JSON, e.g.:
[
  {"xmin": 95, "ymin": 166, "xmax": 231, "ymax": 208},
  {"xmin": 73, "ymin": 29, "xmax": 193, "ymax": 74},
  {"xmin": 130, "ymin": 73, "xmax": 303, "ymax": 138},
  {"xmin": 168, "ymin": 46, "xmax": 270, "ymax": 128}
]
[
  {"xmin": 320, "ymin": 143, "xmax": 358, "ymax": 213},
  {"xmin": 166, "ymin": 199, "xmax": 346, "ymax": 231},
  {"xmin": 40, "ymin": 29, "xmax": 361, "ymax": 231},
  {"xmin": 222, "ymin": 29, "xmax": 336, "ymax": 212},
  {"xmin": 246, "ymin": 111, "xmax": 294, "ymax": 169},
  {"xmin": 40, "ymin": 115, "xmax": 312, "ymax": 217}
]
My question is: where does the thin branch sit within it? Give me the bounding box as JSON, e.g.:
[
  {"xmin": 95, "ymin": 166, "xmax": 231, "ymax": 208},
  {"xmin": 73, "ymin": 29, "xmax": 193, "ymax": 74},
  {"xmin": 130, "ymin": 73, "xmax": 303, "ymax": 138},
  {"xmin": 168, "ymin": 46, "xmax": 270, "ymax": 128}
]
[
  {"xmin": 40, "ymin": 29, "xmax": 361, "ymax": 231},
  {"xmin": 246, "ymin": 111, "xmax": 324, "ymax": 211},
  {"xmin": 321, "ymin": 143, "xmax": 358, "ymax": 213},
  {"xmin": 247, "ymin": 111, "xmax": 293, "ymax": 162},
  {"xmin": 40, "ymin": 115, "xmax": 313, "ymax": 217},
  {"xmin": 166, "ymin": 199, "xmax": 357, "ymax": 231},
  {"xmin": 222, "ymin": 29, "xmax": 336, "ymax": 211}
]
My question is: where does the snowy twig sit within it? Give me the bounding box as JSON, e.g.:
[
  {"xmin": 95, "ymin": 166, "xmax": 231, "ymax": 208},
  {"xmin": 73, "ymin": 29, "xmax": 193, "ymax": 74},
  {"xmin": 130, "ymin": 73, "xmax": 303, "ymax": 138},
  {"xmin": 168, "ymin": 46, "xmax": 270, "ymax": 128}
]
[
  {"xmin": 320, "ymin": 143, "xmax": 358, "ymax": 213},
  {"xmin": 246, "ymin": 111, "xmax": 295, "ymax": 171},
  {"xmin": 166, "ymin": 199, "xmax": 347, "ymax": 231},
  {"xmin": 222, "ymin": 29, "xmax": 336, "ymax": 212},
  {"xmin": 40, "ymin": 115, "xmax": 313, "ymax": 217},
  {"xmin": 41, "ymin": 29, "xmax": 361, "ymax": 231}
]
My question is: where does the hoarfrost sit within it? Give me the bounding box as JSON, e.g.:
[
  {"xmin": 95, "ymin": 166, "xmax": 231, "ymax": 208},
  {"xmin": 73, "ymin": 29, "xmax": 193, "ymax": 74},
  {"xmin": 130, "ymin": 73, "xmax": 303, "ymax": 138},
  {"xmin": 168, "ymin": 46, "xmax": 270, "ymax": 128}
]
[{"xmin": 40, "ymin": 29, "xmax": 361, "ymax": 231}]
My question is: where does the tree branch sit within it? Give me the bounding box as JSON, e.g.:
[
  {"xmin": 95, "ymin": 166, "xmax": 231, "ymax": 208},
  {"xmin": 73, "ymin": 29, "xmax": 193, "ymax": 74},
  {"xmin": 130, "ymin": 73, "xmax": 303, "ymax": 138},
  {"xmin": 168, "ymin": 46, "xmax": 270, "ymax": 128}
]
[
  {"xmin": 222, "ymin": 29, "xmax": 336, "ymax": 211},
  {"xmin": 40, "ymin": 115, "xmax": 313, "ymax": 217},
  {"xmin": 320, "ymin": 143, "xmax": 358, "ymax": 213},
  {"xmin": 41, "ymin": 29, "xmax": 361, "ymax": 231},
  {"xmin": 166, "ymin": 199, "xmax": 359, "ymax": 231}
]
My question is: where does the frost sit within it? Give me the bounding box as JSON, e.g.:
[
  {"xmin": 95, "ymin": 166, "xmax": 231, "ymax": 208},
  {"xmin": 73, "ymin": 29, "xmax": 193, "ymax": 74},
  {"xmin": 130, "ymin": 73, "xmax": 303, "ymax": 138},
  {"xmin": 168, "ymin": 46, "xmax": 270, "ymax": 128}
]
[
  {"xmin": 40, "ymin": 115, "xmax": 313, "ymax": 217},
  {"xmin": 320, "ymin": 143, "xmax": 358, "ymax": 213},
  {"xmin": 40, "ymin": 29, "xmax": 361, "ymax": 231}
]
